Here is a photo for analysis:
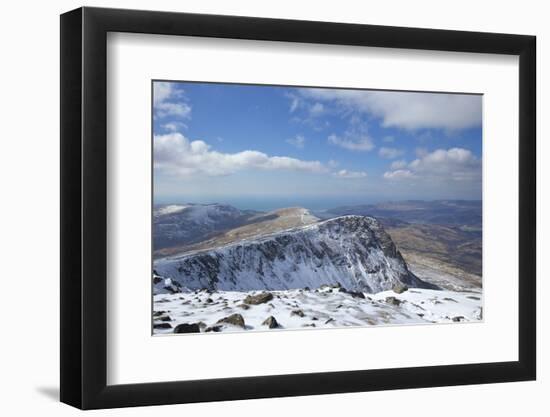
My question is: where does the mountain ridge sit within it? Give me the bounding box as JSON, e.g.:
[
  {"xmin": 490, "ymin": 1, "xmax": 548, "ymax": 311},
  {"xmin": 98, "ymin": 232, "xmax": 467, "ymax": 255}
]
[{"xmin": 154, "ymin": 215, "xmax": 435, "ymax": 293}]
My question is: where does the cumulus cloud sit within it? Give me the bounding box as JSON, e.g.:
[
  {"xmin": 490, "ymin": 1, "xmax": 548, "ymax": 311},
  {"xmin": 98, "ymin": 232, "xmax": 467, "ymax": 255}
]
[
  {"xmin": 286, "ymin": 135, "xmax": 306, "ymax": 149},
  {"xmin": 153, "ymin": 82, "xmax": 191, "ymax": 119},
  {"xmin": 154, "ymin": 133, "xmax": 327, "ymax": 177},
  {"xmin": 383, "ymin": 170, "xmax": 414, "ymax": 180},
  {"xmin": 390, "ymin": 159, "xmax": 408, "ymax": 170},
  {"xmin": 333, "ymin": 169, "xmax": 368, "ymax": 179},
  {"xmin": 297, "ymin": 88, "xmax": 481, "ymax": 131},
  {"xmin": 162, "ymin": 121, "xmax": 187, "ymax": 132},
  {"xmin": 378, "ymin": 147, "xmax": 404, "ymax": 159},
  {"xmin": 383, "ymin": 147, "xmax": 481, "ymax": 182}
]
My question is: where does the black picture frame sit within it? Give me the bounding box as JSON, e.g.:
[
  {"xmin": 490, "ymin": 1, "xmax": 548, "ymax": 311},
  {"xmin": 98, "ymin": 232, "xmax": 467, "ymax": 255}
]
[{"xmin": 60, "ymin": 6, "xmax": 536, "ymax": 410}]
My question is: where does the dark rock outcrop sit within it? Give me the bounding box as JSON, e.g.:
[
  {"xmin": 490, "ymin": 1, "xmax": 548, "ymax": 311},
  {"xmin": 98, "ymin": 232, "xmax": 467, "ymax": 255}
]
[{"xmin": 173, "ymin": 323, "xmax": 201, "ymax": 333}]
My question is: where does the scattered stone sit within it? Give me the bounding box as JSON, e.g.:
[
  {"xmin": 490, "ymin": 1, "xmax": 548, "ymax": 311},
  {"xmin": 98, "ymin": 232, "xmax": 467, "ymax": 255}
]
[
  {"xmin": 474, "ymin": 307, "xmax": 483, "ymax": 320},
  {"xmin": 417, "ymin": 313, "xmax": 425, "ymax": 318},
  {"xmin": 303, "ymin": 286, "xmax": 310, "ymax": 291},
  {"xmin": 243, "ymin": 292, "xmax": 274, "ymax": 305},
  {"xmin": 217, "ymin": 313, "xmax": 245, "ymax": 328},
  {"xmin": 336, "ymin": 304, "xmax": 343, "ymax": 309},
  {"xmin": 205, "ymin": 325, "xmax": 222, "ymax": 332},
  {"xmin": 153, "ymin": 276, "xmax": 162, "ymax": 284},
  {"xmin": 153, "ymin": 310, "xmax": 166, "ymax": 317},
  {"xmin": 467, "ymin": 296, "xmax": 481, "ymax": 300},
  {"xmin": 311, "ymin": 317, "xmax": 318, "ymax": 321},
  {"xmin": 302, "ymin": 323, "xmax": 316, "ymax": 327},
  {"xmin": 443, "ymin": 297, "xmax": 458, "ymax": 303},
  {"xmin": 291, "ymin": 309, "xmax": 305, "ymax": 317},
  {"xmin": 153, "ymin": 323, "xmax": 172, "ymax": 329},
  {"xmin": 237, "ymin": 303, "xmax": 251, "ymax": 310},
  {"xmin": 173, "ymin": 323, "xmax": 201, "ymax": 333},
  {"xmin": 385, "ymin": 296, "xmax": 402, "ymax": 306},
  {"xmin": 348, "ymin": 291, "xmax": 365, "ymax": 299},
  {"xmin": 159, "ymin": 315, "xmax": 172, "ymax": 322},
  {"xmin": 452, "ymin": 316, "xmax": 465, "ymax": 322},
  {"xmin": 262, "ymin": 316, "xmax": 280, "ymax": 329},
  {"xmin": 325, "ymin": 318, "xmax": 335, "ymax": 324},
  {"xmin": 205, "ymin": 298, "xmax": 214, "ymax": 303},
  {"xmin": 392, "ymin": 283, "xmax": 408, "ymax": 294}
]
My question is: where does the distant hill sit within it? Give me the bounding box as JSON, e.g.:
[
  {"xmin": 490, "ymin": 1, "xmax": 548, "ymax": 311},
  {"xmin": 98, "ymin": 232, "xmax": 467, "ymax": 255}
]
[
  {"xmin": 153, "ymin": 203, "xmax": 257, "ymax": 251},
  {"xmin": 321, "ymin": 200, "xmax": 482, "ymax": 228}
]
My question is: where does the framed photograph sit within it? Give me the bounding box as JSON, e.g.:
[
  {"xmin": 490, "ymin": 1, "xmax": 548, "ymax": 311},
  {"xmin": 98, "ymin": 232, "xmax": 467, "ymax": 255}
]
[{"xmin": 60, "ymin": 6, "xmax": 536, "ymax": 409}]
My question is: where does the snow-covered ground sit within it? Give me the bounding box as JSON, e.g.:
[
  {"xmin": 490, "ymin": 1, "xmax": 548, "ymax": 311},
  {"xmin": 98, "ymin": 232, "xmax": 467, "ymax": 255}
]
[{"xmin": 153, "ymin": 286, "xmax": 483, "ymax": 335}]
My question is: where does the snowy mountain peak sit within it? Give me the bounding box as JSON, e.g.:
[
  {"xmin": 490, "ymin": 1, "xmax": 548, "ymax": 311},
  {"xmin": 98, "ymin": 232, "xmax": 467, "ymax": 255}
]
[{"xmin": 154, "ymin": 215, "xmax": 433, "ymax": 293}]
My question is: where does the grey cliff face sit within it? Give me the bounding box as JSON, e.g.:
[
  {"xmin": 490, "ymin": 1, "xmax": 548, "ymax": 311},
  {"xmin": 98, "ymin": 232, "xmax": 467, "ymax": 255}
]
[{"xmin": 154, "ymin": 215, "xmax": 435, "ymax": 293}]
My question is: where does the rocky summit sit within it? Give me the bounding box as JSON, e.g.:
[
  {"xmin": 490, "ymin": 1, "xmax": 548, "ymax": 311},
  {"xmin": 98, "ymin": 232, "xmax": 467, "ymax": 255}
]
[{"xmin": 154, "ymin": 215, "xmax": 434, "ymax": 293}]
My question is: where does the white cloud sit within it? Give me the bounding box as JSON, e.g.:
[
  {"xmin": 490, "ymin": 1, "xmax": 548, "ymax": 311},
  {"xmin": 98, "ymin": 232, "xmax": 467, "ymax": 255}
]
[
  {"xmin": 327, "ymin": 119, "xmax": 374, "ymax": 152},
  {"xmin": 297, "ymin": 88, "xmax": 481, "ymax": 131},
  {"xmin": 162, "ymin": 121, "xmax": 187, "ymax": 132},
  {"xmin": 383, "ymin": 147, "xmax": 481, "ymax": 182},
  {"xmin": 154, "ymin": 133, "xmax": 327, "ymax": 177},
  {"xmin": 153, "ymin": 82, "xmax": 191, "ymax": 119},
  {"xmin": 153, "ymin": 82, "xmax": 174, "ymax": 105},
  {"xmin": 378, "ymin": 147, "xmax": 404, "ymax": 159},
  {"xmin": 309, "ymin": 102, "xmax": 325, "ymax": 117},
  {"xmin": 383, "ymin": 136, "xmax": 395, "ymax": 143},
  {"xmin": 390, "ymin": 159, "xmax": 408, "ymax": 170},
  {"xmin": 156, "ymin": 102, "xmax": 191, "ymax": 118},
  {"xmin": 333, "ymin": 169, "xmax": 368, "ymax": 179},
  {"xmin": 383, "ymin": 170, "xmax": 414, "ymax": 180},
  {"xmin": 290, "ymin": 99, "xmax": 300, "ymax": 113},
  {"xmin": 286, "ymin": 135, "xmax": 306, "ymax": 149},
  {"xmin": 328, "ymin": 134, "xmax": 374, "ymax": 151}
]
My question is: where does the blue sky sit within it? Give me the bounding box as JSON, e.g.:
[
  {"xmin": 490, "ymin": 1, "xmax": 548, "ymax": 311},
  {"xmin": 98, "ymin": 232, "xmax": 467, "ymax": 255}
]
[{"xmin": 153, "ymin": 81, "xmax": 482, "ymax": 210}]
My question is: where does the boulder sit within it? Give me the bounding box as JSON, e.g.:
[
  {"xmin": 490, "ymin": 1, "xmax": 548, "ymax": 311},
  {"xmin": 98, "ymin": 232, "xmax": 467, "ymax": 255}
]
[
  {"xmin": 243, "ymin": 292, "xmax": 274, "ymax": 305},
  {"xmin": 173, "ymin": 323, "xmax": 201, "ymax": 333},
  {"xmin": 153, "ymin": 322, "xmax": 172, "ymax": 329},
  {"xmin": 385, "ymin": 296, "xmax": 402, "ymax": 306},
  {"xmin": 205, "ymin": 325, "xmax": 222, "ymax": 332},
  {"xmin": 262, "ymin": 316, "xmax": 280, "ymax": 329},
  {"xmin": 392, "ymin": 283, "xmax": 408, "ymax": 294},
  {"xmin": 291, "ymin": 309, "xmax": 305, "ymax": 317},
  {"xmin": 217, "ymin": 313, "xmax": 245, "ymax": 328},
  {"xmin": 348, "ymin": 291, "xmax": 365, "ymax": 299}
]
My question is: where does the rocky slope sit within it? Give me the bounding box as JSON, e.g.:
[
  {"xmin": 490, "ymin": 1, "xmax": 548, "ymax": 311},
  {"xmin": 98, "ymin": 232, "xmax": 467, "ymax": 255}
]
[
  {"xmin": 154, "ymin": 215, "xmax": 435, "ymax": 293},
  {"xmin": 153, "ymin": 286, "xmax": 482, "ymax": 334}
]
